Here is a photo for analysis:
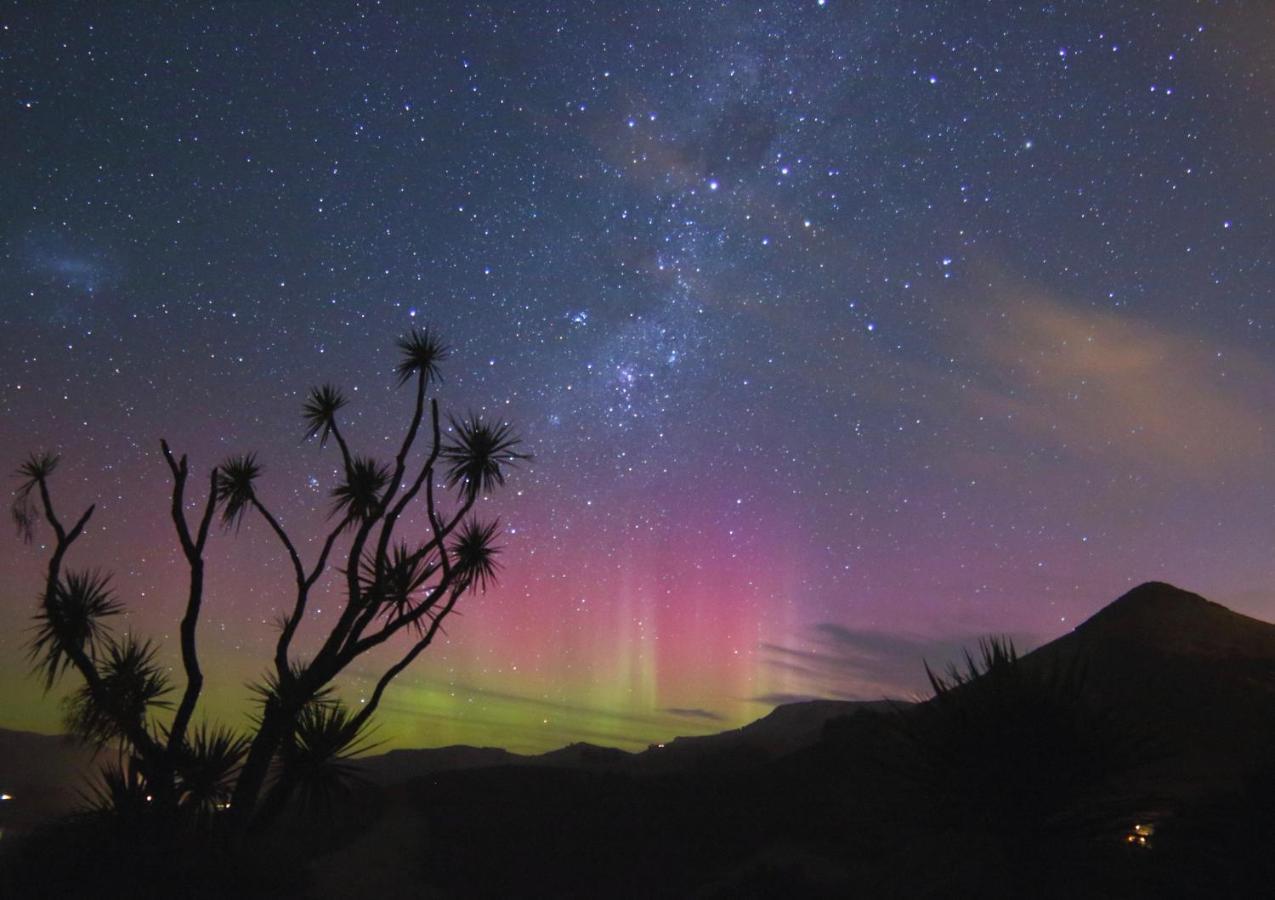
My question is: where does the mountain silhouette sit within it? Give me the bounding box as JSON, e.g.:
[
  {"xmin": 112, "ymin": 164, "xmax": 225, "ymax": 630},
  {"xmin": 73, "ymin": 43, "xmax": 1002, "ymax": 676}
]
[{"xmin": 1021, "ymin": 581, "xmax": 1275, "ymax": 798}]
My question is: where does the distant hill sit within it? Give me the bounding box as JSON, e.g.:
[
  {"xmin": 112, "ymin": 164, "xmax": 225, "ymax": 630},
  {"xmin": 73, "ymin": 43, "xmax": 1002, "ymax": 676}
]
[
  {"xmin": 353, "ymin": 744, "xmax": 526, "ymax": 785},
  {"xmin": 0, "ymin": 728, "xmax": 99, "ymax": 833},
  {"xmin": 349, "ymin": 688, "xmax": 907, "ymax": 780},
  {"xmin": 1021, "ymin": 581, "xmax": 1275, "ymax": 797},
  {"xmin": 353, "ymin": 698, "xmax": 902, "ymax": 784},
  {"xmin": 634, "ymin": 699, "xmax": 901, "ymax": 772}
]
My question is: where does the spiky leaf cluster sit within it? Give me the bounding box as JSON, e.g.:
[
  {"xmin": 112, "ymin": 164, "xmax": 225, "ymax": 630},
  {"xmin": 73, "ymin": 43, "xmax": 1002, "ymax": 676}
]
[
  {"xmin": 30, "ymin": 569, "xmax": 121, "ymax": 689},
  {"xmin": 330, "ymin": 454, "xmax": 390, "ymax": 523},
  {"xmin": 394, "ymin": 327, "xmax": 449, "ymax": 387},
  {"xmin": 79, "ymin": 756, "xmax": 153, "ymax": 821},
  {"xmin": 11, "ymin": 451, "xmax": 59, "ymax": 542},
  {"xmin": 450, "ymin": 518, "xmax": 502, "ymax": 593},
  {"xmin": 924, "ymin": 635, "xmax": 1021, "ymax": 698},
  {"xmin": 248, "ymin": 661, "xmax": 332, "ymax": 717},
  {"xmin": 214, "ymin": 453, "xmax": 261, "ymax": 529},
  {"xmin": 64, "ymin": 634, "xmax": 171, "ymax": 749},
  {"xmin": 301, "ymin": 384, "xmax": 348, "ymax": 447},
  {"xmin": 360, "ymin": 543, "xmax": 436, "ymax": 616},
  {"xmin": 280, "ymin": 700, "xmax": 375, "ymax": 813},
  {"xmin": 173, "ymin": 723, "xmax": 249, "ymax": 816},
  {"xmin": 441, "ymin": 415, "xmax": 528, "ymax": 502}
]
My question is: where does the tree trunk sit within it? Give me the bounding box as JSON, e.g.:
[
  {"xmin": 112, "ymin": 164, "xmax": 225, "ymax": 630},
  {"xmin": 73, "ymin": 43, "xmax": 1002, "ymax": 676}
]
[{"xmin": 228, "ymin": 703, "xmax": 288, "ymax": 832}]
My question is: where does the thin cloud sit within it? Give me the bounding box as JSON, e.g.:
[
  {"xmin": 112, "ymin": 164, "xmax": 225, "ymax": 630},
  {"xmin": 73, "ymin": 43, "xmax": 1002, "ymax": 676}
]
[
  {"xmin": 750, "ymin": 692, "xmax": 825, "ymax": 706},
  {"xmin": 662, "ymin": 707, "xmax": 727, "ymax": 722},
  {"xmin": 761, "ymin": 625, "xmax": 1035, "ymax": 700},
  {"xmin": 922, "ymin": 279, "xmax": 1275, "ymax": 477}
]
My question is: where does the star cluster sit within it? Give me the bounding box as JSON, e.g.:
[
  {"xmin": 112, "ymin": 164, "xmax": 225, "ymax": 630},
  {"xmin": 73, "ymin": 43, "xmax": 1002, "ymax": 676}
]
[{"xmin": 2, "ymin": 2, "xmax": 1273, "ymax": 752}]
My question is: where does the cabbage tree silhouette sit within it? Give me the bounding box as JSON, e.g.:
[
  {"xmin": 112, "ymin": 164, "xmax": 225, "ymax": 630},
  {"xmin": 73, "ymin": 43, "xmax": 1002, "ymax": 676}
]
[{"xmin": 11, "ymin": 327, "xmax": 528, "ymax": 836}]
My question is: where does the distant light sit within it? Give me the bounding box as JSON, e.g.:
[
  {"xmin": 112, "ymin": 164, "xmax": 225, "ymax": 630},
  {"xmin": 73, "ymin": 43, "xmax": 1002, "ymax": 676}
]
[{"xmin": 0, "ymin": 793, "xmax": 11, "ymax": 801}]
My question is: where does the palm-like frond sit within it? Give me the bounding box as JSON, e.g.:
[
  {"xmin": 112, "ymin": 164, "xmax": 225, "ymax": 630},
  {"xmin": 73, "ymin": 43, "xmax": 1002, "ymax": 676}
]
[
  {"xmin": 11, "ymin": 451, "xmax": 59, "ymax": 542},
  {"xmin": 29, "ymin": 569, "xmax": 122, "ymax": 690},
  {"xmin": 394, "ymin": 327, "xmax": 449, "ymax": 387},
  {"xmin": 359, "ymin": 543, "xmax": 436, "ymax": 615},
  {"xmin": 214, "ymin": 453, "xmax": 261, "ymax": 529},
  {"xmin": 16, "ymin": 450, "xmax": 60, "ymax": 484},
  {"xmin": 330, "ymin": 454, "xmax": 390, "ymax": 523},
  {"xmin": 925, "ymin": 635, "xmax": 1020, "ymax": 698},
  {"xmin": 450, "ymin": 518, "xmax": 502, "ymax": 593},
  {"xmin": 64, "ymin": 633, "xmax": 171, "ymax": 749},
  {"xmin": 79, "ymin": 756, "xmax": 152, "ymax": 820},
  {"xmin": 247, "ymin": 661, "xmax": 334, "ymax": 717},
  {"xmin": 301, "ymin": 384, "xmax": 348, "ymax": 446},
  {"xmin": 441, "ymin": 415, "xmax": 528, "ymax": 501},
  {"xmin": 173, "ymin": 723, "xmax": 249, "ymax": 816},
  {"xmin": 281, "ymin": 700, "xmax": 376, "ymax": 813}
]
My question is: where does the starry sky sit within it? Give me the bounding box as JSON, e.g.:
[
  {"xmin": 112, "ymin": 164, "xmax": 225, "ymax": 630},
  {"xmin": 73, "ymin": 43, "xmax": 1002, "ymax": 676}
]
[{"xmin": 2, "ymin": 2, "xmax": 1273, "ymax": 754}]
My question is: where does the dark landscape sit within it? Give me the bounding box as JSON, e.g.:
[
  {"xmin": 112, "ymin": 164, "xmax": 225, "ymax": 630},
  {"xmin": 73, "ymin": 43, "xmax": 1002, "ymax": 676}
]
[{"xmin": 5, "ymin": 582, "xmax": 1275, "ymax": 898}]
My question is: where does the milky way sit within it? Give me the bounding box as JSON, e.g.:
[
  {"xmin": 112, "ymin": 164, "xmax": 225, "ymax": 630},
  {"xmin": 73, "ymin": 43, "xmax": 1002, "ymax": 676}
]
[{"xmin": 2, "ymin": 3, "xmax": 1273, "ymax": 752}]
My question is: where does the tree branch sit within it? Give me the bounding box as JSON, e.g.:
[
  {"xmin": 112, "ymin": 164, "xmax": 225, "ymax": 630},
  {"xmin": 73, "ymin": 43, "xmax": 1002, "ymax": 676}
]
[
  {"xmin": 343, "ymin": 493, "xmax": 472, "ymax": 655},
  {"xmin": 31, "ymin": 473, "xmax": 164, "ymax": 765},
  {"xmin": 378, "ymin": 369, "xmax": 427, "ymax": 514},
  {"xmin": 251, "ymin": 497, "xmax": 305, "ymax": 588},
  {"xmin": 274, "ymin": 513, "xmax": 351, "ymax": 677},
  {"xmin": 347, "ymin": 585, "xmax": 464, "ymax": 734},
  {"xmin": 160, "ymin": 440, "xmax": 218, "ymax": 752},
  {"xmin": 374, "ymin": 398, "xmax": 441, "ymax": 576}
]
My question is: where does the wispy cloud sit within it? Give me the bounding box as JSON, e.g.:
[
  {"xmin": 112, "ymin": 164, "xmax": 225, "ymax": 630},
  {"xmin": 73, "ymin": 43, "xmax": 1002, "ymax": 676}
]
[
  {"xmin": 750, "ymin": 692, "xmax": 825, "ymax": 706},
  {"xmin": 921, "ymin": 280, "xmax": 1275, "ymax": 477},
  {"xmin": 761, "ymin": 623, "xmax": 1037, "ymax": 700},
  {"xmin": 662, "ymin": 707, "xmax": 727, "ymax": 722}
]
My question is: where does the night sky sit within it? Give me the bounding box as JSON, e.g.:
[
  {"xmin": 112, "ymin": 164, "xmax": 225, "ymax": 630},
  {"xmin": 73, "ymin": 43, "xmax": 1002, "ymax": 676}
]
[{"xmin": 2, "ymin": 2, "xmax": 1273, "ymax": 754}]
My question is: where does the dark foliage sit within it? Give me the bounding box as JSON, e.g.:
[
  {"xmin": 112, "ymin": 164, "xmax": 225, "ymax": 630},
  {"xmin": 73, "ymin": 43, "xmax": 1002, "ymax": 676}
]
[
  {"xmin": 450, "ymin": 517, "xmax": 502, "ymax": 593},
  {"xmin": 301, "ymin": 384, "xmax": 348, "ymax": 447},
  {"xmin": 441, "ymin": 414, "xmax": 529, "ymax": 501},
  {"xmin": 11, "ymin": 452, "xmax": 59, "ymax": 542},
  {"xmin": 214, "ymin": 453, "xmax": 261, "ymax": 529},
  {"xmin": 173, "ymin": 723, "xmax": 250, "ymax": 817},
  {"xmin": 394, "ymin": 326, "xmax": 449, "ymax": 387},
  {"xmin": 282, "ymin": 700, "xmax": 376, "ymax": 814},
  {"xmin": 329, "ymin": 454, "xmax": 390, "ymax": 523},
  {"xmin": 360, "ymin": 542, "xmax": 435, "ymax": 617},
  {"xmin": 29, "ymin": 569, "xmax": 121, "ymax": 690},
  {"xmin": 64, "ymin": 634, "xmax": 172, "ymax": 749}
]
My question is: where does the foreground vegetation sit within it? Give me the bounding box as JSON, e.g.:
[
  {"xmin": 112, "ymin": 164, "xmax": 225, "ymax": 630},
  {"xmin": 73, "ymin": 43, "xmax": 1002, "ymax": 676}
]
[{"xmin": 8, "ymin": 328, "xmax": 526, "ymax": 841}]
